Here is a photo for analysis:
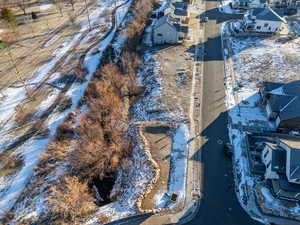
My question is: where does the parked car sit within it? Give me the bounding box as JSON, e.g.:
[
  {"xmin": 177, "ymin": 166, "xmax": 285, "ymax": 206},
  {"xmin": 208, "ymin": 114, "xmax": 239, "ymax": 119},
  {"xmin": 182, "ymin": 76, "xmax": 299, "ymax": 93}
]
[
  {"xmin": 224, "ymin": 143, "xmax": 233, "ymax": 157},
  {"xmin": 200, "ymin": 16, "xmax": 208, "ymax": 23}
]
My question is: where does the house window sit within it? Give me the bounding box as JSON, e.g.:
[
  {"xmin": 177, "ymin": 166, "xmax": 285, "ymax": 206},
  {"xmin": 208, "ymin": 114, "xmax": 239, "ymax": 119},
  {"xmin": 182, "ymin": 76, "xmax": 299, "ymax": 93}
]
[
  {"xmin": 256, "ymin": 26, "xmax": 261, "ymax": 30},
  {"xmin": 264, "ymin": 23, "xmax": 269, "ymax": 27},
  {"xmin": 157, "ymin": 33, "xmax": 163, "ymax": 37}
]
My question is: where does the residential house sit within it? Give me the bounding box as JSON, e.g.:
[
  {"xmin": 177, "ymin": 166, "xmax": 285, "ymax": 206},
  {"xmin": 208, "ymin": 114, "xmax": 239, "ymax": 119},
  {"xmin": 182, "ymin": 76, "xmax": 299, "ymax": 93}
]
[
  {"xmin": 231, "ymin": 0, "xmax": 267, "ymax": 9},
  {"xmin": 163, "ymin": 2, "xmax": 176, "ymax": 16},
  {"xmin": 241, "ymin": 8, "xmax": 285, "ymax": 33},
  {"xmin": 270, "ymin": 0, "xmax": 300, "ymax": 9},
  {"xmin": 260, "ymin": 80, "xmax": 300, "ymax": 131},
  {"xmin": 260, "ymin": 135, "xmax": 300, "ymax": 201},
  {"xmin": 152, "ymin": 15, "xmax": 179, "ymax": 45}
]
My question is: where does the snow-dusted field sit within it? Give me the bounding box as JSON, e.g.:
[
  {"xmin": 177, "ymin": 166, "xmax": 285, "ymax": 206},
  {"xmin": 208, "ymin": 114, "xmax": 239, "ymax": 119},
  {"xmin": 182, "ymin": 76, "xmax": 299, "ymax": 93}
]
[
  {"xmin": 231, "ymin": 37, "xmax": 300, "ymax": 87},
  {"xmin": 223, "ymin": 23, "xmax": 300, "ymax": 223},
  {"xmin": 0, "ymin": 0, "xmax": 131, "ymax": 219}
]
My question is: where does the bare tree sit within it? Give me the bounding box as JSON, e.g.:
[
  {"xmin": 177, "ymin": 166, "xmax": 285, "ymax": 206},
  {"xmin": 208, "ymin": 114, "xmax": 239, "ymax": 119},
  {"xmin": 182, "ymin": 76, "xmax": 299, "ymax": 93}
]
[
  {"xmin": 53, "ymin": 0, "xmax": 64, "ymax": 17},
  {"xmin": 68, "ymin": 0, "xmax": 75, "ymax": 10},
  {"xmin": 84, "ymin": 0, "xmax": 91, "ymax": 30},
  {"xmin": 17, "ymin": 0, "xmax": 27, "ymax": 15}
]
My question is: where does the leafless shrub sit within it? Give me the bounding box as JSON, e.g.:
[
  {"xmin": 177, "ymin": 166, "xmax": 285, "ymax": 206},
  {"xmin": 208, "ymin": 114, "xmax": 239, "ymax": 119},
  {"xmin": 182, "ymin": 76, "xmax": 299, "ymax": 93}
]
[
  {"xmin": 57, "ymin": 97, "xmax": 72, "ymax": 112},
  {"xmin": 97, "ymin": 215, "xmax": 110, "ymax": 224},
  {"xmin": 56, "ymin": 122, "xmax": 74, "ymax": 141},
  {"xmin": 47, "ymin": 176, "xmax": 96, "ymax": 222},
  {"xmin": 14, "ymin": 107, "xmax": 34, "ymax": 126},
  {"xmin": 0, "ymin": 152, "xmax": 23, "ymax": 177},
  {"xmin": 68, "ymin": 12, "xmax": 76, "ymax": 25}
]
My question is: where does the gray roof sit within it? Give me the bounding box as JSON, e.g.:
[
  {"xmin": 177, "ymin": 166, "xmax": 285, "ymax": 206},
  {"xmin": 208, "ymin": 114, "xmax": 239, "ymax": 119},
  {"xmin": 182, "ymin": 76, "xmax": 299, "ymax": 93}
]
[
  {"xmin": 264, "ymin": 80, "xmax": 300, "ymax": 122},
  {"xmin": 261, "ymin": 81, "xmax": 284, "ymax": 93},
  {"xmin": 281, "ymin": 80, "xmax": 300, "ymax": 96},
  {"xmin": 153, "ymin": 15, "xmax": 178, "ymax": 29},
  {"xmin": 271, "ymin": 146, "xmax": 286, "ymax": 173},
  {"xmin": 289, "ymin": 148, "xmax": 300, "ymax": 180},
  {"xmin": 267, "ymin": 94, "xmax": 295, "ymax": 113},
  {"xmin": 251, "ymin": 8, "xmax": 285, "ymax": 22},
  {"xmin": 279, "ymin": 97, "xmax": 300, "ymax": 121}
]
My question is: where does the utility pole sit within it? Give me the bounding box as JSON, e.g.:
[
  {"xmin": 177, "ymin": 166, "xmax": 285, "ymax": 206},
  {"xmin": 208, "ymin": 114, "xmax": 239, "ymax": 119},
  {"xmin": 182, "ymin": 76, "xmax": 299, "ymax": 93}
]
[{"xmin": 84, "ymin": 0, "xmax": 92, "ymax": 31}]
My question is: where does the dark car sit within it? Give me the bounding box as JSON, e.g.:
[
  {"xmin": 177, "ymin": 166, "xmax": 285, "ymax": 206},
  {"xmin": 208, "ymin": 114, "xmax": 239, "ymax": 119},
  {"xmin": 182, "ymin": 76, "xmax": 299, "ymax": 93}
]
[
  {"xmin": 200, "ymin": 16, "xmax": 208, "ymax": 23},
  {"xmin": 224, "ymin": 143, "xmax": 233, "ymax": 157}
]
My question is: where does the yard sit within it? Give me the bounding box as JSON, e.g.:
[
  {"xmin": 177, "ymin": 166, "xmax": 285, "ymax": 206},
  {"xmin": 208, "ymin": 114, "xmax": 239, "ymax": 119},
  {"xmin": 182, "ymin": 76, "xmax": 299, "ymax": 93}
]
[{"xmin": 223, "ymin": 22, "xmax": 300, "ymax": 223}]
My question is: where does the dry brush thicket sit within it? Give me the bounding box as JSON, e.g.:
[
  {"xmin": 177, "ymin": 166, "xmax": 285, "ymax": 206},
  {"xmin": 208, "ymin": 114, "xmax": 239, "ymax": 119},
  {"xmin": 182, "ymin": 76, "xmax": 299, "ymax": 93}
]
[{"xmin": 37, "ymin": 0, "xmax": 155, "ymax": 223}]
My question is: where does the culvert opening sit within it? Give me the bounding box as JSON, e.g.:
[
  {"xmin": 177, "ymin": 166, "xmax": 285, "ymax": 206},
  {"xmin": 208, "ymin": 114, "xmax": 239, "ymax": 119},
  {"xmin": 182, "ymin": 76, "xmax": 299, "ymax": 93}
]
[{"xmin": 91, "ymin": 173, "xmax": 116, "ymax": 206}]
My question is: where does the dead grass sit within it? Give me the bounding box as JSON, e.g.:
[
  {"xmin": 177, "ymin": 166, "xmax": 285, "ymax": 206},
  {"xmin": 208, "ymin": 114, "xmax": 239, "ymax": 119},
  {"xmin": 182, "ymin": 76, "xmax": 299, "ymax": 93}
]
[
  {"xmin": 47, "ymin": 176, "xmax": 96, "ymax": 223},
  {"xmin": 97, "ymin": 215, "xmax": 110, "ymax": 224},
  {"xmin": 56, "ymin": 121, "xmax": 74, "ymax": 141},
  {"xmin": 14, "ymin": 0, "xmax": 155, "ymax": 222},
  {"xmin": 0, "ymin": 152, "xmax": 23, "ymax": 177}
]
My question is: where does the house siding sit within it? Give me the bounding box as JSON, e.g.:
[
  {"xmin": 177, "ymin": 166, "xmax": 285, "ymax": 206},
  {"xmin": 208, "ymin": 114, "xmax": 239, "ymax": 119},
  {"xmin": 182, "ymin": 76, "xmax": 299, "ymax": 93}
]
[
  {"xmin": 266, "ymin": 103, "xmax": 273, "ymax": 119},
  {"xmin": 261, "ymin": 145, "xmax": 280, "ymax": 180},
  {"xmin": 153, "ymin": 23, "xmax": 178, "ymax": 45},
  {"xmin": 252, "ymin": 19, "xmax": 282, "ymax": 33}
]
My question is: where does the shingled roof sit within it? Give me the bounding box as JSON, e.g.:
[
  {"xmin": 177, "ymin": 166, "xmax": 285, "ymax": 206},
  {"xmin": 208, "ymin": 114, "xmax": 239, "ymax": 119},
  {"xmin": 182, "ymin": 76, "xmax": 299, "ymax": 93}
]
[
  {"xmin": 263, "ymin": 80, "xmax": 300, "ymax": 123},
  {"xmin": 250, "ymin": 8, "xmax": 286, "ymax": 22}
]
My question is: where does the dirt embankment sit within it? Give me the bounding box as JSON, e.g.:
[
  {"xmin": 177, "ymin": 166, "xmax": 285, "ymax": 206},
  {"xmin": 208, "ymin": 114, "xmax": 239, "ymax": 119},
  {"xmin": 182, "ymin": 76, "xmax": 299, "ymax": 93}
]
[{"xmin": 137, "ymin": 123, "xmax": 173, "ymax": 213}]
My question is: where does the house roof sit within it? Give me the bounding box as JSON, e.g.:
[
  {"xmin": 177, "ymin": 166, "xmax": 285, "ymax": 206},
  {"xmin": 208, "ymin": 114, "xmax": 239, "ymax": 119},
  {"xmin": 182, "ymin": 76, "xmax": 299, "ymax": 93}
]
[
  {"xmin": 163, "ymin": 2, "xmax": 175, "ymax": 14},
  {"xmin": 261, "ymin": 81, "xmax": 284, "ymax": 93},
  {"xmin": 277, "ymin": 136, "xmax": 300, "ymax": 180},
  {"xmin": 264, "ymin": 80, "xmax": 300, "ymax": 122},
  {"xmin": 289, "ymin": 149, "xmax": 300, "ymax": 180},
  {"xmin": 279, "ymin": 97, "xmax": 300, "ymax": 121},
  {"xmin": 281, "ymin": 80, "xmax": 300, "ymax": 96},
  {"xmin": 153, "ymin": 15, "xmax": 178, "ymax": 29},
  {"xmin": 267, "ymin": 94, "xmax": 295, "ymax": 113},
  {"xmin": 251, "ymin": 8, "xmax": 285, "ymax": 22},
  {"xmin": 271, "ymin": 146, "xmax": 286, "ymax": 173}
]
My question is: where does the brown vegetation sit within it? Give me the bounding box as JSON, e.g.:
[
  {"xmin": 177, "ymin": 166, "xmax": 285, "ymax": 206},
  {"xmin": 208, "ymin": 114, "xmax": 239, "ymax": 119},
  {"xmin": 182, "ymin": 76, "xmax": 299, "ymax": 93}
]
[
  {"xmin": 0, "ymin": 152, "xmax": 23, "ymax": 177},
  {"xmin": 47, "ymin": 176, "xmax": 96, "ymax": 222},
  {"xmin": 24, "ymin": 0, "xmax": 155, "ymax": 223},
  {"xmin": 70, "ymin": 62, "xmax": 133, "ymax": 182}
]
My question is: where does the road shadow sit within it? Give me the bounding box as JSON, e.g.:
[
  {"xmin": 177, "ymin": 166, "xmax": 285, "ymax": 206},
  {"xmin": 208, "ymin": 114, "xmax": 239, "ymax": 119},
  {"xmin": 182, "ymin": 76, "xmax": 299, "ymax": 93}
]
[
  {"xmin": 197, "ymin": 7, "xmax": 242, "ymax": 24},
  {"xmin": 182, "ymin": 91, "xmax": 269, "ymax": 225}
]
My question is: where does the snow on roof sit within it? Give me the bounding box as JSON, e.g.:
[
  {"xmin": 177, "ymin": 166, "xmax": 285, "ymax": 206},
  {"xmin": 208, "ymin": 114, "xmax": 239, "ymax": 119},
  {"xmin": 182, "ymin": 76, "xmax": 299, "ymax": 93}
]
[{"xmin": 153, "ymin": 15, "xmax": 178, "ymax": 29}]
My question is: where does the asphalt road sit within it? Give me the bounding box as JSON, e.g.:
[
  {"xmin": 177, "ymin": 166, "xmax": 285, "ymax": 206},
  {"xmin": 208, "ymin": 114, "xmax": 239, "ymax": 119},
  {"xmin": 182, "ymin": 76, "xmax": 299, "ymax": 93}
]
[{"xmin": 186, "ymin": 1, "xmax": 263, "ymax": 225}]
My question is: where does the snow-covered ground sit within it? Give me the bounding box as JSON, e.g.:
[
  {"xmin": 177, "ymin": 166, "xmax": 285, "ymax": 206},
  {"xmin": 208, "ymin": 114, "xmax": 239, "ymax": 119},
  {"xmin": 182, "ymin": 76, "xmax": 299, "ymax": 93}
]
[
  {"xmin": 0, "ymin": 0, "xmax": 114, "ymax": 146},
  {"xmin": 223, "ymin": 23, "xmax": 300, "ymax": 223},
  {"xmin": 169, "ymin": 124, "xmax": 189, "ymax": 202},
  {"xmin": 39, "ymin": 4, "xmax": 53, "ymax": 11},
  {"xmin": 90, "ymin": 46, "xmax": 189, "ymax": 221},
  {"xmin": 0, "ymin": 0, "xmax": 131, "ymax": 219}
]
